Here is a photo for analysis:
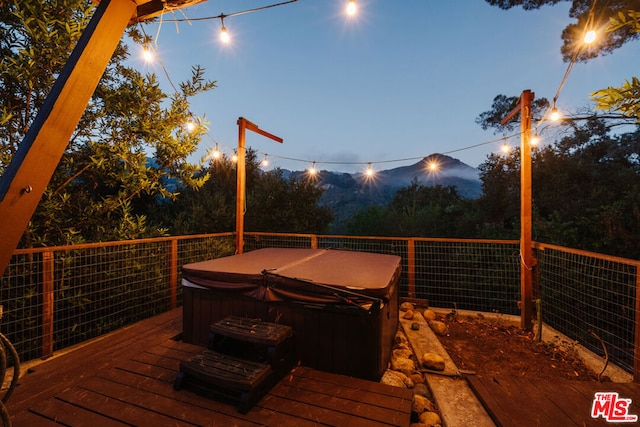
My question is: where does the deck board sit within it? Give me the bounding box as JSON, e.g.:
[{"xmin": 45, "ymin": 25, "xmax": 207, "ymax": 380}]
[
  {"xmin": 467, "ymin": 375, "xmax": 640, "ymax": 426},
  {"xmin": 7, "ymin": 308, "xmax": 413, "ymax": 426}
]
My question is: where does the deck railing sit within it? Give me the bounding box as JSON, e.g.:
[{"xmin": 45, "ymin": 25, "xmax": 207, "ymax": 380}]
[{"xmin": 1, "ymin": 232, "xmax": 638, "ymax": 380}]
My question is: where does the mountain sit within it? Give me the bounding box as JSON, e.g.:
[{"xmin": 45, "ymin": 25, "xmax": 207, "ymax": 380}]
[{"xmin": 287, "ymin": 154, "xmax": 482, "ymax": 233}]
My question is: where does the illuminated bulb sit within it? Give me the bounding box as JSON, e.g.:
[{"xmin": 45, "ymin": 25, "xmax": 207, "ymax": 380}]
[
  {"xmin": 211, "ymin": 145, "xmax": 221, "ymax": 160},
  {"xmin": 531, "ymin": 133, "xmax": 539, "ymax": 146},
  {"xmin": 550, "ymin": 107, "xmax": 560, "ymax": 122},
  {"xmin": 261, "ymin": 155, "xmax": 269, "ymax": 167},
  {"xmin": 501, "ymin": 143, "xmax": 510, "ymax": 154},
  {"xmin": 142, "ymin": 45, "xmax": 153, "ymax": 62},
  {"xmin": 428, "ymin": 161, "xmax": 438, "ymax": 172},
  {"xmin": 365, "ymin": 163, "xmax": 374, "ymax": 177},
  {"xmin": 231, "ymin": 151, "xmax": 238, "ymax": 163},
  {"xmin": 584, "ymin": 30, "xmax": 596, "ymax": 44},
  {"xmin": 220, "ymin": 25, "xmax": 230, "ymax": 43},
  {"xmin": 184, "ymin": 120, "xmax": 196, "ymax": 132},
  {"xmin": 347, "ymin": 0, "xmax": 356, "ymax": 16},
  {"xmin": 308, "ymin": 162, "xmax": 317, "ymax": 175}
]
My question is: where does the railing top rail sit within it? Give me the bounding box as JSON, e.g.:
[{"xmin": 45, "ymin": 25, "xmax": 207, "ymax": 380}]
[
  {"xmin": 11, "ymin": 232, "xmax": 235, "ymax": 255},
  {"xmin": 533, "ymin": 241, "xmax": 640, "ymax": 267}
]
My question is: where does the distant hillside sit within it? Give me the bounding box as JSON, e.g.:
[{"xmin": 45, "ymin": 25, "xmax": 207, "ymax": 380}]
[{"xmin": 286, "ymin": 154, "xmax": 482, "ymax": 233}]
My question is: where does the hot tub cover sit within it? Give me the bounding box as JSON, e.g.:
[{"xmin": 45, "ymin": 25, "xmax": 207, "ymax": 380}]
[{"xmin": 182, "ymin": 248, "xmax": 401, "ymax": 308}]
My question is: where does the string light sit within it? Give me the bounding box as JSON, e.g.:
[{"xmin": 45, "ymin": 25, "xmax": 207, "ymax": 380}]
[
  {"xmin": 308, "ymin": 162, "xmax": 317, "ymax": 175},
  {"xmin": 145, "ymin": 1, "xmax": 603, "ymax": 173},
  {"xmin": 427, "ymin": 160, "xmax": 439, "ymax": 172},
  {"xmin": 210, "ymin": 144, "xmax": 222, "ymax": 160},
  {"xmin": 142, "ymin": 45, "xmax": 154, "ymax": 62},
  {"xmin": 261, "ymin": 154, "xmax": 269, "ymax": 167},
  {"xmin": 347, "ymin": 0, "xmax": 357, "ymax": 16},
  {"xmin": 584, "ymin": 29, "xmax": 596, "ymax": 44},
  {"xmin": 365, "ymin": 162, "xmax": 374, "ymax": 177},
  {"xmin": 220, "ymin": 16, "xmax": 230, "ymax": 43},
  {"xmin": 531, "ymin": 133, "xmax": 539, "ymax": 146},
  {"xmin": 232, "ymin": 150, "xmax": 238, "ymax": 163},
  {"xmin": 184, "ymin": 119, "xmax": 197, "ymax": 132}
]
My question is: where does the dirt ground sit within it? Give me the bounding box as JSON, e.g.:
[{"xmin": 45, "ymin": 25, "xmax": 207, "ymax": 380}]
[{"xmin": 435, "ymin": 313, "xmax": 605, "ymax": 382}]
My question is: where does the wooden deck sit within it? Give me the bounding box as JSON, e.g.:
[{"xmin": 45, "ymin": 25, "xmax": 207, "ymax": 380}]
[
  {"xmin": 467, "ymin": 375, "xmax": 640, "ymax": 426},
  {"xmin": 6, "ymin": 308, "xmax": 413, "ymax": 426}
]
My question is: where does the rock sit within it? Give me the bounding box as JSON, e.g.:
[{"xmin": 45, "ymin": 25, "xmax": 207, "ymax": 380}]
[
  {"xmin": 412, "ymin": 394, "xmax": 436, "ymax": 413},
  {"xmin": 380, "ymin": 370, "xmax": 406, "ymax": 388},
  {"xmin": 423, "ymin": 309, "xmax": 437, "ymax": 321},
  {"xmin": 422, "ymin": 352, "xmax": 445, "ymax": 371},
  {"xmin": 418, "ymin": 411, "xmax": 442, "ymax": 426},
  {"xmin": 391, "ymin": 355, "xmax": 415, "ymax": 376},
  {"xmin": 413, "ymin": 383, "xmax": 432, "ymax": 399},
  {"xmin": 411, "ymin": 322, "xmax": 420, "ymax": 330},
  {"xmin": 403, "ymin": 309, "xmax": 414, "ymax": 320},
  {"xmin": 400, "ymin": 301, "xmax": 415, "ymax": 312},
  {"xmin": 410, "ymin": 372, "xmax": 425, "ymax": 384},
  {"xmin": 394, "ymin": 331, "xmax": 409, "ymax": 347},
  {"xmin": 428, "ymin": 320, "xmax": 449, "ymax": 336},
  {"xmin": 393, "ymin": 348, "xmax": 413, "ymax": 359}
]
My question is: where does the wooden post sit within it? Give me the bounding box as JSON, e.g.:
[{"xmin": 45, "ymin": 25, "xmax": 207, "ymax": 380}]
[
  {"xmin": 0, "ymin": 0, "xmax": 137, "ymax": 278},
  {"xmin": 634, "ymin": 269, "xmax": 640, "ymax": 382},
  {"xmin": 407, "ymin": 239, "xmax": 416, "ymax": 298},
  {"xmin": 235, "ymin": 117, "xmax": 283, "ymax": 254},
  {"xmin": 169, "ymin": 238, "xmax": 178, "ymax": 309},
  {"xmin": 501, "ymin": 89, "xmax": 535, "ymax": 330},
  {"xmin": 236, "ymin": 118, "xmax": 247, "ymax": 254},
  {"xmin": 519, "ymin": 90, "xmax": 535, "ymax": 331},
  {"xmin": 42, "ymin": 250, "xmax": 55, "ymax": 358}
]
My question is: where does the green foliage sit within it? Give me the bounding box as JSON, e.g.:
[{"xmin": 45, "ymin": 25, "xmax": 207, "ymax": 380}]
[
  {"xmin": 0, "ymin": 1, "xmax": 215, "ymax": 246},
  {"xmin": 484, "ymin": 0, "xmax": 640, "ymax": 62},
  {"xmin": 475, "ymin": 94, "xmax": 550, "ymax": 133},
  {"xmin": 592, "ymin": 77, "xmax": 640, "ymax": 123},
  {"xmin": 346, "ymin": 180, "xmax": 479, "ymax": 238},
  {"xmin": 159, "ymin": 150, "xmax": 333, "ymax": 235},
  {"xmin": 478, "ymin": 120, "xmax": 640, "ymax": 257}
]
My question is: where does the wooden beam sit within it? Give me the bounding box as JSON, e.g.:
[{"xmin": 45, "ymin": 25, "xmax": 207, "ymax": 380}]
[{"xmin": 0, "ymin": 0, "xmax": 137, "ymax": 277}]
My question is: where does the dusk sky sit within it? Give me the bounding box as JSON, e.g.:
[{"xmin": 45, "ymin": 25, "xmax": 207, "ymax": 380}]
[{"xmin": 134, "ymin": 0, "xmax": 637, "ymax": 173}]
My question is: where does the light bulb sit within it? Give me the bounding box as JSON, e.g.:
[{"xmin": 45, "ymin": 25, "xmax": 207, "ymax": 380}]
[
  {"xmin": 347, "ymin": 0, "xmax": 356, "ymax": 16},
  {"xmin": 365, "ymin": 163, "xmax": 374, "ymax": 177},
  {"xmin": 584, "ymin": 30, "xmax": 596, "ymax": 44},
  {"xmin": 184, "ymin": 120, "xmax": 196, "ymax": 132},
  {"xmin": 550, "ymin": 107, "xmax": 560, "ymax": 122},
  {"xmin": 501, "ymin": 143, "xmax": 510, "ymax": 154},
  {"xmin": 231, "ymin": 151, "xmax": 238, "ymax": 163},
  {"xmin": 142, "ymin": 45, "xmax": 153, "ymax": 62},
  {"xmin": 531, "ymin": 133, "xmax": 539, "ymax": 146},
  {"xmin": 428, "ymin": 161, "xmax": 438, "ymax": 172},
  {"xmin": 261, "ymin": 155, "xmax": 269, "ymax": 167},
  {"xmin": 220, "ymin": 25, "xmax": 230, "ymax": 43},
  {"xmin": 308, "ymin": 162, "xmax": 317, "ymax": 175},
  {"xmin": 211, "ymin": 145, "xmax": 221, "ymax": 160}
]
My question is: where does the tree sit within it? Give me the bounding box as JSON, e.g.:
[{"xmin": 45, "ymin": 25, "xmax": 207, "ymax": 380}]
[
  {"xmin": 476, "ymin": 119, "xmax": 640, "ymax": 257},
  {"xmin": 160, "ymin": 150, "xmax": 333, "ymax": 235},
  {"xmin": 346, "ymin": 180, "xmax": 478, "ymax": 238},
  {"xmin": 484, "ymin": 0, "xmax": 640, "ymax": 62},
  {"xmin": 484, "ymin": 1, "xmax": 640, "ymax": 124},
  {"xmin": 1, "ymin": 1, "xmax": 215, "ymax": 246}
]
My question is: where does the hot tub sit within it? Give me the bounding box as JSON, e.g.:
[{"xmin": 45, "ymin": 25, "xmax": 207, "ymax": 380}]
[{"xmin": 181, "ymin": 248, "xmax": 401, "ymax": 381}]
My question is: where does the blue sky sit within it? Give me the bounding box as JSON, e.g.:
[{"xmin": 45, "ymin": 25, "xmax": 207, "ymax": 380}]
[{"xmin": 134, "ymin": 0, "xmax": 637, "ymax": 173}]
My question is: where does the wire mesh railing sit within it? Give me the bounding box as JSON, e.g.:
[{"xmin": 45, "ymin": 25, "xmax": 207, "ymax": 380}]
[{"xmin": 0, "ymin": 232, "xmax": 638, "ymax": 380}]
